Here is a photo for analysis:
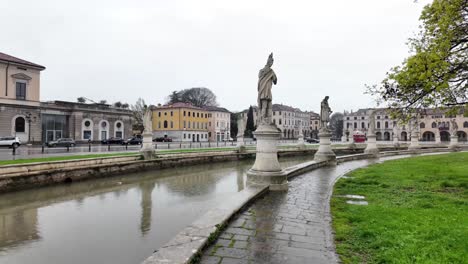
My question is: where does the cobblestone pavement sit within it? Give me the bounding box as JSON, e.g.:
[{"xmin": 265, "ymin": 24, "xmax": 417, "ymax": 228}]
[{"xmin": 200, "ymin": 159, "xmax": 378, "ymax": 264}]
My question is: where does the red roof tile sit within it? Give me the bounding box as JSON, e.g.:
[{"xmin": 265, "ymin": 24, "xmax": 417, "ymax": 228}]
[{"xmin": 0, "ymin": 52, "xmax": 45, "ymax": 70}]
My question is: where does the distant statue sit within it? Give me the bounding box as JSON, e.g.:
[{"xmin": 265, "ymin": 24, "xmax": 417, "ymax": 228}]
[
  {"xmin": 368, "ymin": 110, "xmax": 376, "ymax": 133},
  {"xmin": 320, "ymin": 96, "xmax": 332, "ymax": 130},
  {"xmin": 237, "ymin": 115, "xmax": 246, "ymax": 137},
  {"xmin": 143, "ymin": 107, "xmax": 152, "ymax": 134},
  {"xmin": 392, "ymin": 121, "xmax": 398, "ymax": 138},
  {"xmin": 450, "ymin": 119, "xmax": 458, "ymax": 135},
  {"xmin": 257, "ymin": 53, "xmax": 277, "ymax": 125}
]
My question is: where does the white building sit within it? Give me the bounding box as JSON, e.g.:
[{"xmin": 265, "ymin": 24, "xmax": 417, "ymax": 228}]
[{"xmin": 205, "ymin": 106, "xmax": 231, "ymax": 142}]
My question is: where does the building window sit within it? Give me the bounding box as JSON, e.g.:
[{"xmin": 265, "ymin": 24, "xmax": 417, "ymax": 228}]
[
  {"xmin": 83, "ymin": 131, "xmax": 92, "ymax": 139},
  {"xmin": 361, "ymin": 117, "xmax": 365, "ymax": 120},
  {"xmin": 164, "ymin": 121, "xmax": 168, "ymax": 128},
  {"xmin": 16, "ymin": 82, "xmax": 26, "ymax": 100},
  {"xmin": 188, "ymin": 122, "xmax": 191, "ymax": 128},
  {"xmin": 158, "ymin": 122, "xmax": 161, "ymax": 128},
  {"xmin": 361, "ymin": 122, "xmax": 365, "ymax": 129},
  {"xmin": 188, "ymin": 134, "xmax": 191, "ymax": 139},
  {"xmin": 184, "ymin": 121, "xmax": 186, "ymax": 128},
  {"xmin": 183, "ymin": 111, "xmax": 186, "ymax": 116},
  {"xmin": 432, "ymin": 122, "xmax": 437, "ymax": 128},
  {"xmin": 15, "ymin": 117, "xmax": 26, "ymax": 132},
  {"xmin": 346, "ymin": 117, "xmax": 350, "ymax": 120},
  {"xmin": 158, "ymin": 112, "xmax": 161, "ymax": 117},
  {"xmin": 197, "ymin": 113, "xmax": 199, "ymax": 118},
  {"xmin": 464, "ymin": 121, "xmax": 468, "ymax": 128},
  {"xmin": 170, "ymin": 111, "xmax": 173, "ymax": 116},
  {"xmin": 354, "ymin": 117, "xmax": 357, "ymax": 120},
  {"xmin": 188, "ymin": 112, "xmax": 191, "ymax": 117},
  {"xmin": 385, "ymin": 121, "xmax": 388, "ymax": 128},
  {"xmin": 170, "ymin": 121, "xmax": 173, "ymax": 128},
  {"xmin": 279, "ymin": 119, "xmax": 282, "ymax": 125},
  {"xmin": 420, "ymin": 122, "xmax": 425, "ymax": 129},
  {"xmin": 354, "ymin": 122, "xmax": 357, "ymax": 129},
  {"xmin": 377, "ymin": 122, "xmax": 381, "ymax": 129},
  {"xmin": 184, "ymin": 133, "xmax": 186, "ymax": 139}
]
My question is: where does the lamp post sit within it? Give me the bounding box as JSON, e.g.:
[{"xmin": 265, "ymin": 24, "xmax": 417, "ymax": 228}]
[{"xmin": 25, "ymin": 112, "xmax": 32, "ymax": 144}]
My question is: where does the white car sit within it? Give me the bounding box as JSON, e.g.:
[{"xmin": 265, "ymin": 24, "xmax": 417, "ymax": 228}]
[{"xmin": 0, "ymin": 136, "xmax": 21, "ymax": 148}]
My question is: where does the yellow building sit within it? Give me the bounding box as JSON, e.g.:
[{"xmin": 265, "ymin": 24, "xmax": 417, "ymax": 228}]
[{"xmin": 152, "ymin": 102, "xmax": 210, "ymax": 142}]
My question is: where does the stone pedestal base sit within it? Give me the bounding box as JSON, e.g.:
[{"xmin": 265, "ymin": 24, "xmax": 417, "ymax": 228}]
[
  {"xmin": 314, "ymin": 131, "xmax": 336, "ymax": 162},
  {"xmin": 247, "ymin": 124, "xmax": 287, "ymax": 191},
  {"xmin": 364, "ymin": 134, "xmax": 379, "ymax": 156},
  {"xmin": 140, "ymin": 132, "xmax": 155, "ymax": 159},
  {"xmin": 448, "ymin": 135, "xmax": 460, "ymax": 151},
  {"xmin": 393, "ymin": 137, "xmax": 400, "ymax": 148},
  {"xmin": 297, "ymin": 135, "xmax": 305, "ymax": 150},
  {"xmin": 435, "ymin": 135, "xmax": 441, "ymax": 144},
  {"xmin": 408, "ymin": 132, "xmax": 421, "ymax": 152}
]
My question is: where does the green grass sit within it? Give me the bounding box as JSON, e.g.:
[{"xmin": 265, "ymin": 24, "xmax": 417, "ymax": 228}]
[
  {"xmin": 331, "ymin": 153, "xmax": 468, "ymax": 264},
  {"xmin": 0, "ymin": 152, "xmax": 139, "ymax": 166}
]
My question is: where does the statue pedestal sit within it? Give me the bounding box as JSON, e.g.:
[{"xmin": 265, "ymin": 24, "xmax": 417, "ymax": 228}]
[
  {"xmin": 341, "ymin": 135, "xmax": 347, "ymax": 143},
  {"xmin": 435, "ymin": 134, "xmax": 441, "ymax": 144},
  {"xmin": 408, "ymin": 131, "xmax": 421, "ymax": 152},
  {"xmin": 140, "ymin": 132, "xmax": 155, "ymax": 159},
  {"xmin": 297, "ymin": 134, "xmax": 305, "ymax": 150},
  {"xmin": 393, "ymin": 136, "xmax": 400, "ymax": 148},
  {"xmin": 364, "ymin": 134, "xmax": 379, "ymax": 156},
  {"xmin": 314, "ymin": 130, "xmax": 336, "ymax": 162},
  {"xmin": 247, "ymin": 124, "xmax": 287, "ymax": 191},
  {"xmin": 236, "ymin": 135, "xmax": 246, "ymax": 152},
  {"xmin": 448, "ymin": 135, "xmax": 459, "ymax": 150}
]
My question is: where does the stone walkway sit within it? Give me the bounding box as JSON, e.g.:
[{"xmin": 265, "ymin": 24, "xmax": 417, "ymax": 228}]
[{"xmin": 199, "ymin": 159, "xmax": 379, "ymax": 264}]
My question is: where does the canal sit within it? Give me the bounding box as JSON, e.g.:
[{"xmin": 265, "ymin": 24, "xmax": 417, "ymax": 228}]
[{"xmin": 0, "ymin": 155, "xmax": 313, "ymax": 264}]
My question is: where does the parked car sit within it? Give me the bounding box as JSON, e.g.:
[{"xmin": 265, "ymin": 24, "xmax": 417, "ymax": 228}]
[
  {"xmin": 123, "ymin": 137, "xmax": 142, "ymax": 145},
  {"xmin": 47, "ymin": 138, "xmax": 76, "ymax": 147},
  {"xmin": 222, "ymin": 137, "xmax": 234, "ymax": 142},
  {"xmin": 306, "ymin": 138, "xmax": 319, "ymax": 143},
  {"xmin": 0, "ymin": 136, "xmax": 21, "ymax": 148},
  {"xmin": 153, "ymin": 137, "xmax": 172, "ymax": 142},
  {"xmin": 101, "ymin": 137, "xmax": 124, "ymax": 144}
]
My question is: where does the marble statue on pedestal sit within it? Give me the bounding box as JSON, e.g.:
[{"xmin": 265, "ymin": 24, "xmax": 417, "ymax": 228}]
[
  {"xmin": 364, "ymin": 109, "xmax": 379, "ymax": 155},
  {"xmin": 143, "ymin": 108, "xmax": 152, "ymax": 134},
  {"xmin": 320, "ymin": 96, "xmax": 332, "ymax": 131},
  {"xmin": 314, "ymin": 96, "xmax": 336, "ymax": 162},
  {"xmin": 247, "ymin": 53, "xmax": 286, "ymax": 191},
  {"xmin": 257, "ymin": 53, "xmax": 277, "ymax": 125},
  {"xmin": 449, "ymin": 119, "xmax": 459, "ymax": 150},
  {"xmin": 140, "ymin": 107, "xmax": 155, "ymax": 158}
]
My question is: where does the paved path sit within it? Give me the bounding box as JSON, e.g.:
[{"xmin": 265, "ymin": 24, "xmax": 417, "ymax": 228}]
[{"xmin": 199, "ymin": 158, "xmax": 386, "ymax": 264}]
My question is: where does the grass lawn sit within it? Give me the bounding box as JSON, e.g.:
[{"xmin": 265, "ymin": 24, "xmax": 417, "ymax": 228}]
[
  {"xmin": 331, "ymin": 153, "xmax": 468, "ymax": 264},
  {"xmin": 0, "ymin": 152, "xmax": 139, "ymax": 166}
]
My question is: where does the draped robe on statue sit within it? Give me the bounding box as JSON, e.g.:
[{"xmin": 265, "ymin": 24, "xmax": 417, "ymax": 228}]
[{"xmin": 257, "ymin": 67, "xmax": 277, "ymax": 121}]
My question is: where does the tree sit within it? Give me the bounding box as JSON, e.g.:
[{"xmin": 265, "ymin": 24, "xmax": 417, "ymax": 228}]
[
  {"xmin": 99, "ymin": 100, "xmax": 107, "ymax": 104},
  {"xmin": 131, "ymin": 98, "xmax": 146, "ymax": 133},
  {"xmin": 329, "ymin": 112, "xmax": 344, "ymax": 140},
  {"xmin": 114, "ymin": 101, "xmax": 122, "ymax": 108},
  {"xmin": 245, "ymin": 106, "xmax": 256, "ymax": 137},
  {"xmin": 77, "ymin": 97, "xmax": 86, "ymax": 103},
  {"xmin": 121, "ymin": 103, "xmax": 129, "ymax": 109},
  {"xmin": 167, "ymin": 87, "xmax": 218, "ymax": 107},
  {"xmin": 368, "ymin": 0, "xmax": 467, "ymax": 120},
  {"xmin": 230, "ymin": 112, "xmax": 239, "ymax": 139}
]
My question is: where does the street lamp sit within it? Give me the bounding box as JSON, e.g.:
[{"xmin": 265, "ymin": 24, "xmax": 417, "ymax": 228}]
[{"xmin": 24, "ymin": 112, "xmax": 33, "ymax": 143}]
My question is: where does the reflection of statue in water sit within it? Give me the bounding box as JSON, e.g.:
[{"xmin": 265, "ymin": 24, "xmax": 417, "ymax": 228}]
[
  {"xmin": 139, "ymin": 181, "xmax": 156, "ymax": 235},
  {"xmin": 237, "ymin": 115, "xmax": 246, "ymax": 137},
  {"xmin": 450, "ymin": 119, "xmax": 458, "ymax": 136},
  {"xmin": 320, "ymin": 96, "xmax": 332, "ymax": 130},
  {"xmin": 257, "ymin": 53, "xmax": 277, "ymax": 125},
  {"xmin": 143, "ymin": 107, "xmax": 152, "ymax": 134}
]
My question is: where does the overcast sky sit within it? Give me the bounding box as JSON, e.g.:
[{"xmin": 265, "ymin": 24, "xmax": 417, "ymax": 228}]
[{"xmin": 1, "ymin": 0, "xmax": 431, "ymax": 113}]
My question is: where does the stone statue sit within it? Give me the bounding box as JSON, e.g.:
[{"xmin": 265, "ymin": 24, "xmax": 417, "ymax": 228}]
[
  {"xmin": 392, "ymin": 121, "xmax": 398, "ymax": 138},
  {"xmin": 143, "ymin": 107, "xmax": 152, "ymax": 134},
  {"xmin": 450, "ymin": 119, "xmax": 458, "ymax": 136},
  {"xmin": 237, "ymin": 115, "xmax": 246, "ymax": 137},
  {"xmin": 257, "ymin": 53, "xmax": 277, "ymax": 125},
  {"xmin": 368, "ymin": 110, "xmax": 376, "ymax": 133},
  {"xmin": 320, "ymin": 96, "xmax": 332, "ymax": 130}
]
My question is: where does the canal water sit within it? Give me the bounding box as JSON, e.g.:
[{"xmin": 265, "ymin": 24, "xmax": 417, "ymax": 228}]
[{"xmin": 0, "ymin": 155, "xmax": 313, "ymax": 264}]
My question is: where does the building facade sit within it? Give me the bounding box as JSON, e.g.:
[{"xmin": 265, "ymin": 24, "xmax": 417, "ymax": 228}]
[
  {"xmin": 342, "ymin": 108, "xmax": 468, "ymax": 142},
  {"xmin": 151, "ymin": 102, "xmax": 209, "ymax": 142},
  {"xmin": 204, "ymin": 106, "xmax": 231, "ymax": 142},
  {"xmin": 0, "ymin": 52, "xmax": 132, "ymax": 144}
]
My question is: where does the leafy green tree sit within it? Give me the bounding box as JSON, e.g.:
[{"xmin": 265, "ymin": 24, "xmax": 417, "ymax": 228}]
[
  {"xmin": 113, "ymin": 101, "xmax": 122, "ymax": 108},
  {"xmin": 99, "ymin": 100, "xmax": 107, "ymax": 104},
  {"xmin": 77, "ymin": 97, "xmax": 86, "ymax": 103},
  {"xmin": 230, "ymin": 112, "xmax": 239, "ymax": 139},
  {"xmin": 368, "ymin": 0, "xmax": 467, "ymax": 120},
  {"xmin": 245, "ymin": 106, "xmax": 256, "ymax": 137},
  {"xmin": 330, "ymin": 112, "xmax": 344, "ymax": 140}
]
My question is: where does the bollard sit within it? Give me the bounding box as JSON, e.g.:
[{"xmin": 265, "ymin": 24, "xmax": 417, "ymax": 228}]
[
  {"xmin": 168, "ymin": 143, "xmax": 170, "ymax": 149},
  {"xmin": 126, "ymin": 144, "xmax": 128, "ymax": 150},
  {"xmin": 180, "ymin": 143, "xmax": 182, "ymax": 149},
  {"xmin": 12, "ymin": 144, "xmax": 16, "ymax": 155},
  {"xmin": 67, "ymin": 145, "xmax": 70, "ymax": 152},
  {"xmin": 42, "ymin": 144, "xmax": 45, "ymax": 153},
  {"xmin": 89, "ymin": 142, "xmax": 91, "ymax": 152}
]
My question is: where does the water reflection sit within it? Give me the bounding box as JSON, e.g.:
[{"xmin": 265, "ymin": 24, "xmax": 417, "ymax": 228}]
[
  {"xmin": 0, "ymin": 155, "xmax": 313, "ymax": 264},
  {"xmin": 0, "ymin": 209, "xmax": 40, "ymax": 251}
]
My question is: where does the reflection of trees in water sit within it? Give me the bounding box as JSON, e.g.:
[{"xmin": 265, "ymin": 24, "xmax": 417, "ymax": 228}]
[
  {"xmin": 0, "ymin": 208, "xmax": 40, "ymax": 250},
  {"xmin": 139, "ymin": 181, "xmax": 156, "ymax": 236}
]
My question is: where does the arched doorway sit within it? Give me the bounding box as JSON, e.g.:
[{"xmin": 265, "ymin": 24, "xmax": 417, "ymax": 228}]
[
  {"xmin": 283, "ymin": 130, "xmax": 287, "ymax": 138},
  {"xmin": 440, "ymin": 131, "xmax": 450, "ymax": 142},
  {"xmin": 401, "ymin": 131, "xmax": 408, "ymax": 141},
  {"xmin": 383, "ymin": 132, "xmax": 390, "ymax": 141},
  {"xmin": 457, "ymin": 131, "xmax": 467, "ymax": 142},
  {"xmin": 12, "ymin": 116, "xmax": 28, "ymax": 142},
  {"xmin": 422, "ymin": 131, "xmax": 435, "ymax": 141},
  {"xmin": 376, "ymin": 132, "xmax": 382, "ymax": 141}
]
